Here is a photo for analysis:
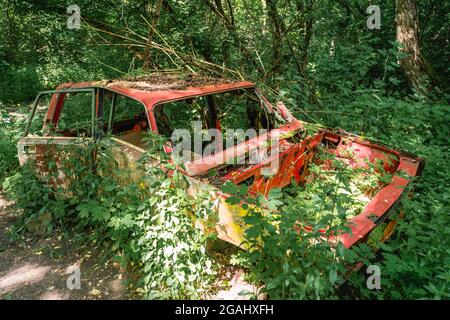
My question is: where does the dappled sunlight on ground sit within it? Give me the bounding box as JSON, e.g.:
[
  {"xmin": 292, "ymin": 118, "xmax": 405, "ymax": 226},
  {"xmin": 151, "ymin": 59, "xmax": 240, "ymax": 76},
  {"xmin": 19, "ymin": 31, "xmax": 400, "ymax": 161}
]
[
  {"xmin": 0, "ymin": 263, "xmax": 51, "ymax": 294},
  {"xmin": 0, "ymin": 193, "xmax": 133, "ymax": 300}
]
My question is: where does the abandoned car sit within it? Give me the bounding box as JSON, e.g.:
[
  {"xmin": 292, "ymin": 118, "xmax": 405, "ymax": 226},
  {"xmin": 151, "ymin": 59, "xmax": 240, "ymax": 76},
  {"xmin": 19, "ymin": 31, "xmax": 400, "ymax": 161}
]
[{"xmin": 18, "ymin": 74, "xmax": 424, "ymax": 249}]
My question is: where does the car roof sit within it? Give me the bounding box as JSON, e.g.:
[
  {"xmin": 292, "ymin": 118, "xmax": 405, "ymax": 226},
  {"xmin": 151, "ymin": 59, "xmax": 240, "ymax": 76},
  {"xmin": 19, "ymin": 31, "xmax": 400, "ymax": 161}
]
[{"xmin": 55, "ymin": 74, "xmax": 255, "ymax": 109}]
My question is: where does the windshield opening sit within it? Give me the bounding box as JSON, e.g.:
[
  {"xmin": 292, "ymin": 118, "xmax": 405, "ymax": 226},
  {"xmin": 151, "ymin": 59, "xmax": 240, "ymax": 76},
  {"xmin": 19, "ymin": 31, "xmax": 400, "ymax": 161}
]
[{"xmin": 153, "ymin": 89, "xmax": 281, "ymax": 161}]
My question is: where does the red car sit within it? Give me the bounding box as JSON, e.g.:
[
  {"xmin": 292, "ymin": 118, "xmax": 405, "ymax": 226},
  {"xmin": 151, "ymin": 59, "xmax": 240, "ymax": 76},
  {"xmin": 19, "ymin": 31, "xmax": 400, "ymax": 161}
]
[{"xmin": 19, "ymin": 74, "xmax": 424, "ymax": 249}]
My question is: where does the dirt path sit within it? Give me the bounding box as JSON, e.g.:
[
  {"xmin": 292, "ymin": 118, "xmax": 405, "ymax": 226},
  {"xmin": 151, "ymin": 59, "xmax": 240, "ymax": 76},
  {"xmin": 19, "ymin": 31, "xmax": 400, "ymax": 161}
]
[
  {"xmin": 0, "ymin": 193, "xmax": 134, "ymax": 300},
  {"xmin": 0, "ymin": 106, "xmax": 258, "ymax": 300},
  {"xmin": 0, "ymin": 192, "xmax": 259, "ymax": 300}
]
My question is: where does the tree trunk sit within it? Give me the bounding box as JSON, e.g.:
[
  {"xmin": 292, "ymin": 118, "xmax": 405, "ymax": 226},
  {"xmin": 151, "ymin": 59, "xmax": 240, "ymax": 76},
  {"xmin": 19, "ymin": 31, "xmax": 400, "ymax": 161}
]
[
  {"xmin": 293, "ymin": 1, "xmax": 314, "ymax": 75},
  {"xmin": 395, "ymin": 0, "xmax": 431, "ymax": 93},
  {"xmin": 143, "ymin": 0, "xmax": 163, "ymax": 70},
  {"xmin": 266, "ymin": 0, "xmax": 283, "ymax": 75},
  {"xmin": 299, "ymin": 16, "xmax": 313, "ymax": 76},
  {"xmin": 205, "ymin": 0, "xmax": 265, "ymax": 75}
]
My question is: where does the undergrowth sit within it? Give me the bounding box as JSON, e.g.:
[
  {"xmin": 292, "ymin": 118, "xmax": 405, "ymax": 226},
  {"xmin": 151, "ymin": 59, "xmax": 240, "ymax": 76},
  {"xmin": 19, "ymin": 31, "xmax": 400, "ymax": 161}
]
[
  {"xmin": 2, "ymin": 91, "xmax": 449, "ymax": 300},
  {"xmin": 3, "ymin": 138, "xmax": 217, "ymax": 299},
  {"xmin": 0, "ymin": 107, "xmax": 25, "ymax": 184}
]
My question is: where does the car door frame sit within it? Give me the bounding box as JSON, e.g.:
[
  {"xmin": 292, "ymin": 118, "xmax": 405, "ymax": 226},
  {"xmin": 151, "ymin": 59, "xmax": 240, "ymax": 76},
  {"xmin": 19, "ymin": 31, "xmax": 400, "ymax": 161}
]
[{"xmin": 19, "ymin": 88, "xmax": 97, "ymax": 167}]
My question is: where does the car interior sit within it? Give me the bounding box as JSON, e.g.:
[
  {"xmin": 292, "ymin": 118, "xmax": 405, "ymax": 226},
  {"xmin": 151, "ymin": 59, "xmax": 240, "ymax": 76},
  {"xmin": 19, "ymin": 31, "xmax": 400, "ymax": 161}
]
[{"xmin": 50, "ymin": 88, "xmax": 275, "ymax": 154}]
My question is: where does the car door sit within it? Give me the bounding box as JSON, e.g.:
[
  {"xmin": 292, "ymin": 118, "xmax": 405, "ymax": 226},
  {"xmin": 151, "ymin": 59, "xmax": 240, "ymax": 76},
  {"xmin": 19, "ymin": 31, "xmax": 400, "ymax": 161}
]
[
  {"xmin": 18, "ymin": 88, "xmax": 96, "ymax": 186},
  {"xmin": 95, "ymin": 89, "xmax": 153, "ymax": 183}
]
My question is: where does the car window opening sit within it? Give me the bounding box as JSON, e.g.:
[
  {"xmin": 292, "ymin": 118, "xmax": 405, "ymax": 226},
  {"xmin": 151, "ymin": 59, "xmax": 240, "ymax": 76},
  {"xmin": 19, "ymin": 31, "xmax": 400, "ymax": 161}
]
[
  {"xmin": 154, "ymin": 89, "xmax": 276, "ymax": 160},
  {"xmin": 106, "ymin": 93, "xmax": 149, "ymax": 149}
]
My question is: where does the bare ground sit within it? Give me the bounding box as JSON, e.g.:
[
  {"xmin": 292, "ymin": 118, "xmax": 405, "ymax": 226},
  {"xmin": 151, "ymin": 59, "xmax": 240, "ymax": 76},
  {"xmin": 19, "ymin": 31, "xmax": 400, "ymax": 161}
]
[
  {"xmin": 1, "ymin": 104, "xmax": 258, "ymax": 300},
  {"xmin": 0, "ymin": 193, "xmax": 258, "ymax": 300},
  {"xmin": 0, "ymin": 193, "xmax": 134, "ymax": 300}
]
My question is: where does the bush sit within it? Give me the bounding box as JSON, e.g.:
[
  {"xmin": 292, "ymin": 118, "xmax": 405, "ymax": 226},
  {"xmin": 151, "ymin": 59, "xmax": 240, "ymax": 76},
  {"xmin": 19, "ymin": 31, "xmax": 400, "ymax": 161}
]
[
  {"xmin": 0, "ymin": 109, "xmax": 25, "ymax": 185},
  {"xmin": 222, "ymin": 149, "xmax": 376, "ymax": 299},
  {"xmin": 4, "ymin": 138, "xmax": 217, "ymax": 299}
]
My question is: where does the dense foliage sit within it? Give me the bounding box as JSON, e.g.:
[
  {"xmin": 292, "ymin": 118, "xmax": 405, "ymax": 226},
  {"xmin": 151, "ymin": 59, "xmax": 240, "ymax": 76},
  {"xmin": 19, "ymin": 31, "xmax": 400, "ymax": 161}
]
[
  {"xmin": 0, "ymin": 0, "xmax": 448, "ymax": 299},
  {"xmin": 3, "ymin": 139, "xmax": 217, "ymax": 299}
]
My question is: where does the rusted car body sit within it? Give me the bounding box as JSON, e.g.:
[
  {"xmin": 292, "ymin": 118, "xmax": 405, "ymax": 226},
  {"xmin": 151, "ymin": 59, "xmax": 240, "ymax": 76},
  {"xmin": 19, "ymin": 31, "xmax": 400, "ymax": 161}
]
[{"xmin": 19, "ymin": 75, "xmax": 424, "ymax": 249}]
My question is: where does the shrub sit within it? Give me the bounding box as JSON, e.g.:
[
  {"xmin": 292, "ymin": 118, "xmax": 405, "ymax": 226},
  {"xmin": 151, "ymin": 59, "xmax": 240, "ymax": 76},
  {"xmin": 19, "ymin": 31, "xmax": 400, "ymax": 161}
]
[
  {"xmin": 0, "ymin": 109, "xmax": 25, "ymax": 185},
  {"xmin": 4, "ymin": 138, "xmax": 217, "ymax": 299}
]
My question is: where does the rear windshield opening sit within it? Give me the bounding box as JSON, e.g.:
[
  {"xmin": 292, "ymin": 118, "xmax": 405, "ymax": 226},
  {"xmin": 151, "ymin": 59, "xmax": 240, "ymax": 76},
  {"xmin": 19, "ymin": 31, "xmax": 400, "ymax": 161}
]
[{"xmin": 154, "ymin": 89, "xmax": 277, "ymax": 159}]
